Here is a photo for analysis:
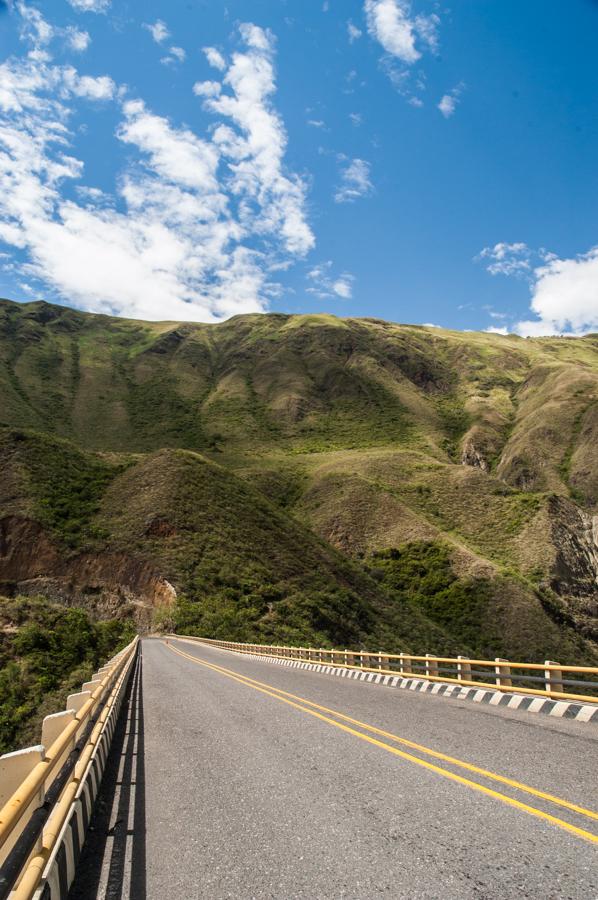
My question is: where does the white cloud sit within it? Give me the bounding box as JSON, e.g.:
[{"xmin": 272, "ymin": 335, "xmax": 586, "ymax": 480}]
[
  {"xmin": 307, "ymin": 261, "xmax": 354, "ymax": 299},
  {"xmin": 66, "ymin": 27, "xmax": 90, "ymax": 53},
  {"xmin": 192, "ymin": 80, "xmax": 221, "ymax": 99},
  {"xmin": 144, "ymin": 20, "xmax": 170, "ymax": 45},
  {"xmin": 347, "ymin": 22, "xmax": 362, "ymax": 43},
  {"xmin": 76, "ymin": 185, "xmax": 108, "ymax": 203},
  {"xmin": 364, "ymin": 0, "xmax": 438, "ymax": 65},
  {"xmin": 364, "ymin": 1, "xmax": 441, "ymax": 103},
  {"xmin": 349, "ymin": 112, "xmax": 362, "ymax": 126},
  {"xmin": 478, "ymin": 241, "xmax": 598, "ymax": 336},
  {"xmin": 199, "ymin": 23, "xmax": 314, "ymax": 256},
  {"xmin": 307, "ymin": 119, "xmax": 325, "ymax": 128},
  {"xmin": 485, "ymin": 326, "xmax": 509, "ymax": 335},
  {"xmin": 203, "ymin": 47, "xmax": 226, "ymax": 71},
  {"xmin": 516, "ymin": 247, "xmax": 598, "ymax": 336},
  {"xmin": 365, "ymin": 0, "xmax": 419, "ymax": 63},
  {"xmin": 438, "ymin": 83, "xmax": 464, "ymax": 118},
  {"xmin": 438, "ymin": 94, "xmax": 456, "ymax": 118},
  {"xmin": 332, "ymin": 274, "xmax": 354, "ymax": 298},
  {"xmin": 0, "ymin": 21, "xmax": 314, "ymax": 323},
  {"xmin": 334, "ymin": 158, "xmax": 372, "ymax": 203},
  {"xmin": 66, "ymin": 0, "xmax": 110, "ymax": 12},
  {"xmin": 414, "ymin": 13, "xmax": 440, "ymax": 53},
  {"xmin": 161, "ymin": 46, "xmax": 186, "ymax": 66},
  {"xmin": 118, "ymin": 100, "xmax": 220, "ymax": 192},
  {"xmin": 65, "ymin": 70, "xmax": 116, "ymax": 100},
  {"xmin": 18, "ymin": 4, "xmax": 90, "ymax": 55},
  {"xmin": 18, "ymin": 2, "xmax": 53, "ymax": 46},
  {"xmin": 477, "ymin": 242, "xmax": 532, "ymax": 277}
]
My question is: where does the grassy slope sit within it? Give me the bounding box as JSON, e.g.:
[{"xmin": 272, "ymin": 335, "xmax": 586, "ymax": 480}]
[
  {"xmin": 2, "ymin": 300, "xmax": 597, "ymax": 500},
  {"xmin": 0, "ymin": 299, "xmax": 597, "ymax": 667},
  {"xmin": 0, "ymin": 428, "xmax": 455, "ymax": 649},
  {"xmin": 1, "ymin": 428, "xmax": 588, "ymax": 664}
]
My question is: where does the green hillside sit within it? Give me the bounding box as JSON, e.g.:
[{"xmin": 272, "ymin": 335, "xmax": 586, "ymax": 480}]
[{"xmin": 0, "ymin": 298, "xmax": 597, "ymax": 682}]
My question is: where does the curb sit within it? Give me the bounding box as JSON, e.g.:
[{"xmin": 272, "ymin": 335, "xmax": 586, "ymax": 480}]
[{"xmin": 234, "ymin": 651, "xmax": 598, "ymax": 724}]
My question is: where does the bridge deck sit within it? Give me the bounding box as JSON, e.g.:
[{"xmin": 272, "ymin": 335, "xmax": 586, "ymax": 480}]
[{"xmin": 70, "ymin": 638, "xmax": 598, "ymax": 899}]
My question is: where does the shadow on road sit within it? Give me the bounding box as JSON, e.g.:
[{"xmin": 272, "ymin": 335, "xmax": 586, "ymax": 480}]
[{"xmin": 69, "ymin": 653, "xmax": 146, "ymax": 900}]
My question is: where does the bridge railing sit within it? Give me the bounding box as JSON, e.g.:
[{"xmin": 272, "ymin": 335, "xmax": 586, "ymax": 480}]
[
  {"xmin": 0, "ymin": 636, "xmax": 139, "ymax": 900},
  {"xmin": 173, "ymin": 636, "xmax": 598, "ymax": 705}
]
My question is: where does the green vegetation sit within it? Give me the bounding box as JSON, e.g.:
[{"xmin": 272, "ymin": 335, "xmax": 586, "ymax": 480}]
[
  {"xmin": 370, "ymin": 543, "xmax": 494, "ymax": 654},
  {"xmin": 96, "ymin": 448, "xmax": 455, "ymax": 654},
  {"xmin": 435, "ymin": 397, "xmax": 471, "ymax": 460},
  {"xmin": 0, "ymin": 428, "xmax": 128, "ymax": 548},
  {"xmin": 0, "ymin": 596, "xmax": 135, "ymax": 754}
]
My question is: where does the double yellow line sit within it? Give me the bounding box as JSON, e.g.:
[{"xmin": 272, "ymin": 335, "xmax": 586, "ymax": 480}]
[{"xmin": 164, "ymin": 640, "xmax": 598, "ymax": 845}]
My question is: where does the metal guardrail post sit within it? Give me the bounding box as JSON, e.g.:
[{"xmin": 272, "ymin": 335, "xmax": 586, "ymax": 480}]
[{"xmin": 495, "ymin": 658, "xmax": 512, "ymax": 688}]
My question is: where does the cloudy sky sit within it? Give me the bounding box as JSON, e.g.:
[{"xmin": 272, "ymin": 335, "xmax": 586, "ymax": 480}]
[{"xmin": 0, "ymin": 0, "xmax": 596, "ymax": 334}]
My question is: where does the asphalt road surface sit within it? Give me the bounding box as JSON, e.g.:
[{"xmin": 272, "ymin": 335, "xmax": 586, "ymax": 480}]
[{"xmin": 70, "ymin": 637, "xmax": 598, "ymax": 900}]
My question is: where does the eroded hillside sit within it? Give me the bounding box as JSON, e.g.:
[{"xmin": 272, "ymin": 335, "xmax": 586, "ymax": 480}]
[{"xmin": 0, "ymin": 299, "xmax": 596, "ymax": 662}]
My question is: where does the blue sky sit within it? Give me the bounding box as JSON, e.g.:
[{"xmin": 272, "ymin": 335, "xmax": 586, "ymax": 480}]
[{"xmin": 0, "ymin": 0, "xmax": 596, "ymax": 334}]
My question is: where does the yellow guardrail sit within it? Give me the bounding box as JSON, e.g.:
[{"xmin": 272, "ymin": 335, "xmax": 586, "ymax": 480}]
[
  {"xmin": 0, "ymin": 636, "xmax": 138, "ymax": 899},
  {"xmin": 172, "ymin": 636, "xmax": 598, "ymax": 705}
]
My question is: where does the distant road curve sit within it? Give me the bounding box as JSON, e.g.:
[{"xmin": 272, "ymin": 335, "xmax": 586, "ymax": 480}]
[{"xmin": 71, "ymin": 638, "xmax": 598, "ymax": 900}]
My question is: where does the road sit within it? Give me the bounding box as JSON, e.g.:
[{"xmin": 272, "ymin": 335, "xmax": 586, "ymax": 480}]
[{"xmin": 70, "ymin": 637, "xmax": 598, "ymax": 900}]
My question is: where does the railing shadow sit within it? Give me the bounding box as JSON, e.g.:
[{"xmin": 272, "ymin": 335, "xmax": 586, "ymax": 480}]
[{"xmin": 69, "ymin": 653, "xmax": 146, "ymax": 899}]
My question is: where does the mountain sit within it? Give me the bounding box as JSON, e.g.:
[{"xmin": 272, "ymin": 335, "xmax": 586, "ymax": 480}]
[{"xmin": 0, "ymin": 298, "xmax": 597, "ymax": 664}]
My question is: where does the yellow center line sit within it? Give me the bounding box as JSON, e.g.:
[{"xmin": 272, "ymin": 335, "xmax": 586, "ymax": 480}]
[
  {"xmin": 172, "ymin": 641, "xmax": 598, "ymax": 824},
  {"xmin": 164, "ymin": 640, "xmax": 598, "ymax": 845}
]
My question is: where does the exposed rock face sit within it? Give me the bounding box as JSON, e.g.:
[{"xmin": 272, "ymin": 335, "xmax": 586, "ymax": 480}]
[
  {"xmin": 0, "ymin": 516, "xmax": 175, "ymax": 629},
  {"xmin": 547, "ymin": 497, "xmax": 598, "ymax": 639},
  {"xmin": 461, "ymin": 438, "xmax": 489, "ymax": 472},
  {"xmin": 0, "ymin": 517, "xmax": 61, "ymax": 579}
]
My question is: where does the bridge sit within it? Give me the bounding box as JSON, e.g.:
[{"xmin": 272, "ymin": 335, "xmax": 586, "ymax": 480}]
[{"xmin": 1, "ymin": 637, "xmax": 597, "ymax": 898}]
